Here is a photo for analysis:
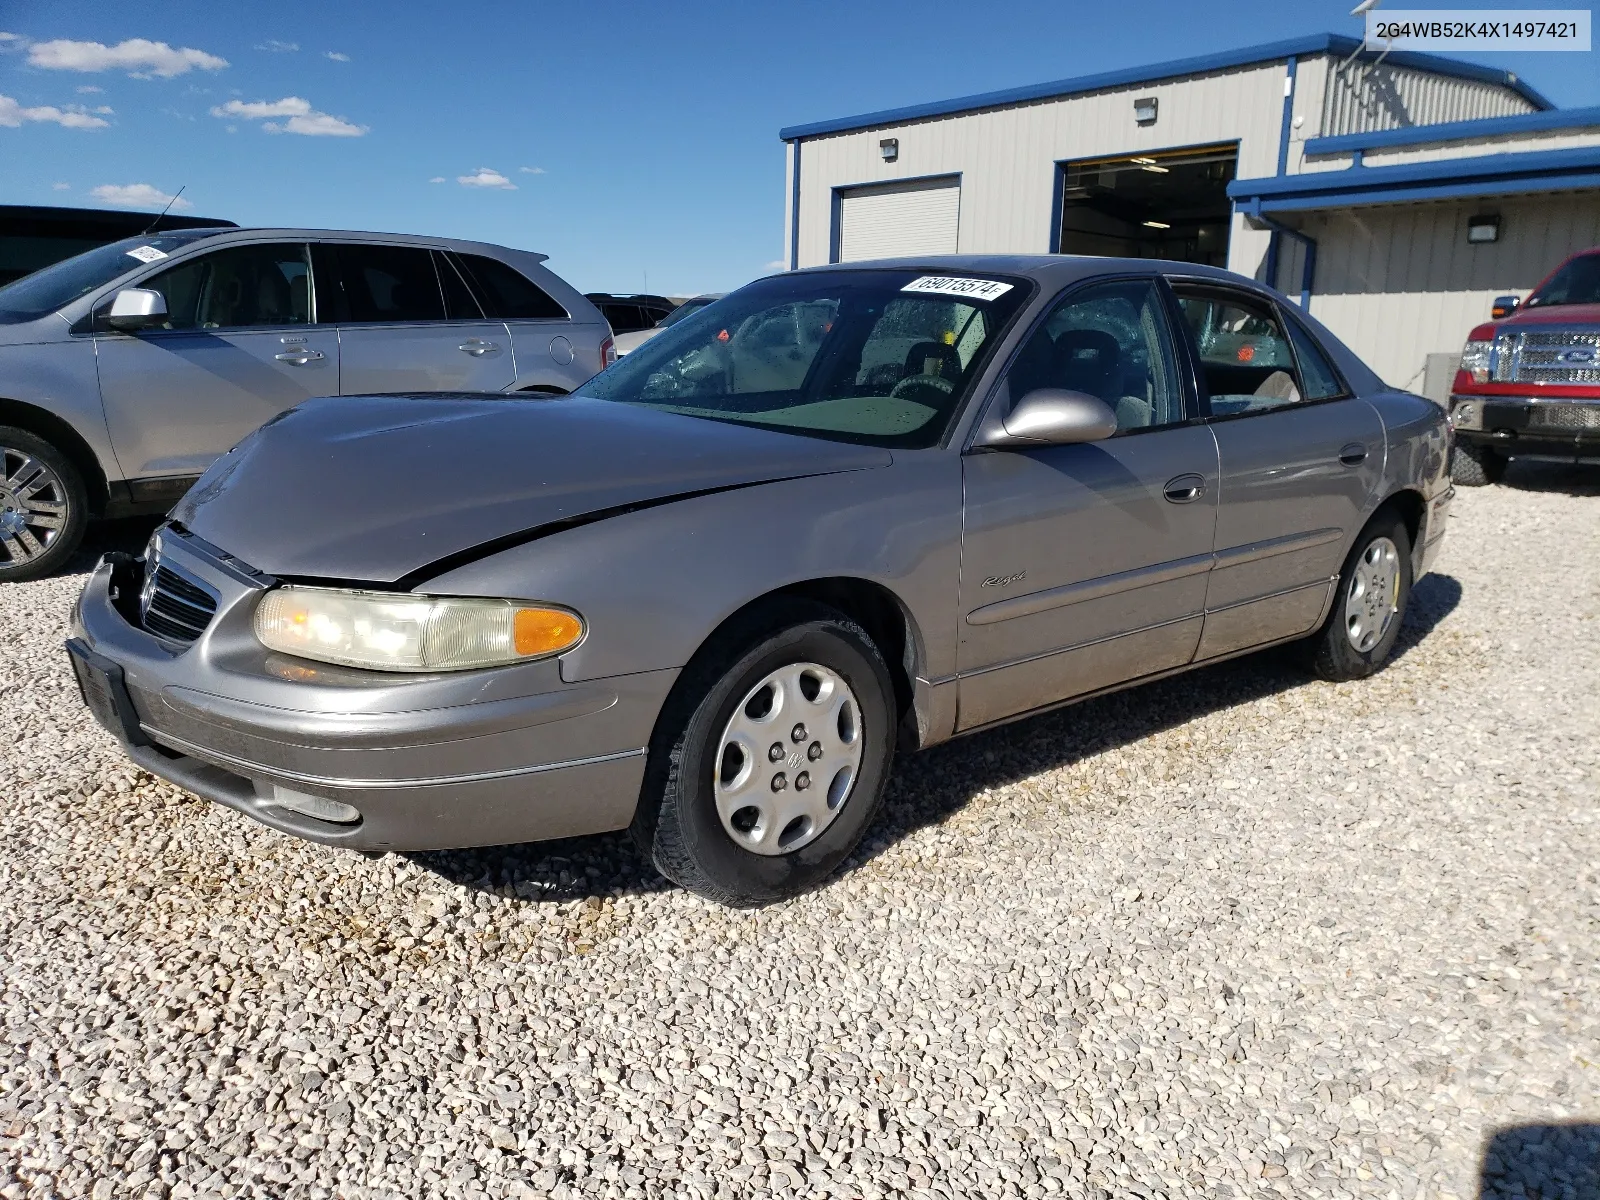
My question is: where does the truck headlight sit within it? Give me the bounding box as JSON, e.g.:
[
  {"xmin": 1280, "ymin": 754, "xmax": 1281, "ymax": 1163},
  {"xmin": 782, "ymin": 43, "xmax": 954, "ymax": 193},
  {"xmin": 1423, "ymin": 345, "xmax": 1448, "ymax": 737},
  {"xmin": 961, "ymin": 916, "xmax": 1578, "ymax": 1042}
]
[
  {"xmin": 1459, "ymin": 339, "xmax": 1494, "ymax": 383},
  {"xmin": 254, "ymin": 587, "xmax": 583, "ymax": 672}
]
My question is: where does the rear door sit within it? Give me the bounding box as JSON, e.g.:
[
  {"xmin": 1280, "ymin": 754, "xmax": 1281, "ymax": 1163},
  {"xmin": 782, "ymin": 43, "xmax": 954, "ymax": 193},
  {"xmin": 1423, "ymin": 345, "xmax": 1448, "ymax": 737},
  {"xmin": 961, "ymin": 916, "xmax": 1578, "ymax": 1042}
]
[
  {"xmin": 451, "ymin": 251, "xmax": 594, "ymax": 384},
  {"xmin": 1168, "ymin": 281, "xmax": 1385, "ymax": 659},
  {"xmin": 318, "ymin": 243, "xmax": 515, "ymax": 394},
  {"xmin": 95, "ymin": 240, "xmax": 336, "ymax": 487}
]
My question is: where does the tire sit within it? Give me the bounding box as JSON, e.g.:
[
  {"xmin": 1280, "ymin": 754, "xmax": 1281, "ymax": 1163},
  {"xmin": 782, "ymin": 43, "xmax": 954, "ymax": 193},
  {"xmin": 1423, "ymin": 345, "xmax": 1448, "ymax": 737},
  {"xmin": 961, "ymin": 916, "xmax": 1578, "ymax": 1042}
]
[
  {"xmin": 633, "ymin": 598, "xmax": 896, "ymax": 906},
  {"xmin": 1450, "ymin": 440, "xmax": 1506, "ymax": 486},
  {"xmin": 0, "ymin": 426, "xmax": 89, "ymax": 584},
  {"xmin": 1305, "ymin": 511, "xmax": 1413, "ymax": 682}
]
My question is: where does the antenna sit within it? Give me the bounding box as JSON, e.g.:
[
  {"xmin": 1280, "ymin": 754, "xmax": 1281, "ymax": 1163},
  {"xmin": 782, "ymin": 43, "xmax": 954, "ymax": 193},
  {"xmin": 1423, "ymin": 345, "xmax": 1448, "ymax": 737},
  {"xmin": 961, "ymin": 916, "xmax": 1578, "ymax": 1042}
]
[
  {"xmin": 1350, "ymin": 0, "xmax": 1381, "ymax": 13},
  {"xmin": 140, "ymin": 185, "xmax": 187, "ymax": 236}
]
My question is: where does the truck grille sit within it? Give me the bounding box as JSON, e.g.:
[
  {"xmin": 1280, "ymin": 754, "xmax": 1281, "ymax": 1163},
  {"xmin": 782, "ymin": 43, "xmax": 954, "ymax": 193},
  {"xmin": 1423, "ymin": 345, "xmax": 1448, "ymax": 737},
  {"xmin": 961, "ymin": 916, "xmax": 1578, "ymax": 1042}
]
[
  {"xmin": 1494, "ymin": 330, "xmax": 1600, "ymax": 385},
  {"xmin": 1526, "ymin": 404, "xmax": 1600, "ymax": 430},
  {"xmin": 141, "ymin": 561, "xmax": 218, "ymax": 645}
]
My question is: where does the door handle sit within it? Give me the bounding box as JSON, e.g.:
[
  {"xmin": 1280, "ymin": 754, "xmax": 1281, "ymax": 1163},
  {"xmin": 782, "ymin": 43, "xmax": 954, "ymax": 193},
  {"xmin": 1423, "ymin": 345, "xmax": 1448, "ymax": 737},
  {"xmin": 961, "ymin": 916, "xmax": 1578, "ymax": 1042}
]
[
  {"xmin": 458, "ymin": 339, "xmax": 501, "ymax": 356},
  {"xmin": 274, "ymin": 349, "xmax": 325, "ymax": 366},
  {"xmin": 1163, "ymin": 473, "xmax": 1207, "ymax": 504},
  {"xmin": 1338, "ymin": 442, "xmax": 1368, "ymax": 466}
]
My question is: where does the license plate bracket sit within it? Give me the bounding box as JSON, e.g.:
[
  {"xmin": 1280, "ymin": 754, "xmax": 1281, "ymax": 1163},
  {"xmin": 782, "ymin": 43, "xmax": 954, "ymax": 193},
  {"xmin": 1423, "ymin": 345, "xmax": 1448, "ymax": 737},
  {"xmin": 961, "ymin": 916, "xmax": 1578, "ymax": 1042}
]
[{"xmin": 64, "ymin": 638, "xmax": 150, "ymax": 748}]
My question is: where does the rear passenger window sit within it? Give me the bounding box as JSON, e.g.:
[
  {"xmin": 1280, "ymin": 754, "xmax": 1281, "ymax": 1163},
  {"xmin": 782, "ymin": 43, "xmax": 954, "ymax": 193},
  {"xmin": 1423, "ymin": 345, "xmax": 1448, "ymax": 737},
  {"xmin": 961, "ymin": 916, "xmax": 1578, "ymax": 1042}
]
[
  {"xmin": 1284, "ymin": 316, "xmax": 1347, "ymax": 400},
  {"xmin": 335, "ymin": 244, "xmax": 445, "ymax": 323},
  {"xmin": 453, "ymin": 253, "xmax": 567, "ymax": 320},
  {"xmin": 434, "ymin": 251, "xmax": 483, "ymax": 320},
  {"xmin": 1174, "ymin": 290, "xmax": 1303, "ymax": 416}
]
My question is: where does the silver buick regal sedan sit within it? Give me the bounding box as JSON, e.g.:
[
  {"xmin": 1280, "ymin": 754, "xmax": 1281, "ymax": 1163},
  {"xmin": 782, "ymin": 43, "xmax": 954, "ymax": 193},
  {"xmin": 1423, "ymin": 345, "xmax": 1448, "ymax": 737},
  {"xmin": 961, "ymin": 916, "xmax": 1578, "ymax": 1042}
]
[{"xmin": 67, "ymin": 256, "xmax": 1453, "ymax": 905}]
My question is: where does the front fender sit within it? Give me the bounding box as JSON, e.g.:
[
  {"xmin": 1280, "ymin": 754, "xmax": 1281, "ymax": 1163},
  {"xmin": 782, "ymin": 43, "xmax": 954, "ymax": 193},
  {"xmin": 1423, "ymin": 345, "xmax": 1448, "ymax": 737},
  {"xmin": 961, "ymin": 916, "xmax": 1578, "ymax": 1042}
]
[
  {"xmin": 0, "ymin": 335, "xmax": 123, "ymax": 485},
  {"xmin": 421, "ymin": 454, "xmax": 963, "ymax": 684}
]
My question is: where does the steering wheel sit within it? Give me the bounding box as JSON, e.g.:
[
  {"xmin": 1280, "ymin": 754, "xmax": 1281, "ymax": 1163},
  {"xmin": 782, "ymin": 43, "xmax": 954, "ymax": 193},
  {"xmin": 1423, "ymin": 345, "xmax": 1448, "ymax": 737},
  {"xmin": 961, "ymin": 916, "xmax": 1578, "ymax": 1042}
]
[{"xmin": 889, "ymin": 374, "xmax": 956, "ymax": 403}]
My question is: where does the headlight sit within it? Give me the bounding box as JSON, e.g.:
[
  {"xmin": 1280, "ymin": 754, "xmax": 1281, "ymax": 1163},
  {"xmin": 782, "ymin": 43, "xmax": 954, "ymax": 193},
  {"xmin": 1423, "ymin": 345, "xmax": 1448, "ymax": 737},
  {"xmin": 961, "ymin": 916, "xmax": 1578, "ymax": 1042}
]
[
  {"xmin": 254, "ymin": 587, "xmax": 583, "ymax": 672},
  {"xmin": 1459, "ymin": 338, "xmax": 1494, "ymax": 383}
]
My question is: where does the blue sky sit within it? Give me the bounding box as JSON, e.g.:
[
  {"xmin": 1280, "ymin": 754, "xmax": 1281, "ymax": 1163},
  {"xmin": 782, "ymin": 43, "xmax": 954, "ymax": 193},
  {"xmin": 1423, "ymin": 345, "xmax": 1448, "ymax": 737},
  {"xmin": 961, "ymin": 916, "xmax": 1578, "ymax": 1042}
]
[{"xmin": 3, "ymin": 1, "xmax": 1597, "ymax": 296}]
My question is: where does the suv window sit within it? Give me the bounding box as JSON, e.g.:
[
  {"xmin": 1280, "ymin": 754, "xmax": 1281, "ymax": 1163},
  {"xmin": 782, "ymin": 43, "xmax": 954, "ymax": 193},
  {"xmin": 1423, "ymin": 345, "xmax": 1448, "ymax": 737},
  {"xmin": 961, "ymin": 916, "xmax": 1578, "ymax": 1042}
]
[
  {"xmin": 454, "ymin": 253, "xmax": 567, "ymax": 320},
  {"xmin": 1173, "ymin": 288, "xmax": 1303, "ymax": 416},
  {"xmin": 434, "ymin": 251, "xmax": 483, "ymax": 320},
  {"xmin": 1008, "ymin": 278, "xmax": 1184, "ymax": 433},
  {"xmin": 333, "ymin": 244, "xmax": 445, "ymax": 324},
  {"xmin": 140, "ymin": 243, "xmax": 311, "ymax": 330}
]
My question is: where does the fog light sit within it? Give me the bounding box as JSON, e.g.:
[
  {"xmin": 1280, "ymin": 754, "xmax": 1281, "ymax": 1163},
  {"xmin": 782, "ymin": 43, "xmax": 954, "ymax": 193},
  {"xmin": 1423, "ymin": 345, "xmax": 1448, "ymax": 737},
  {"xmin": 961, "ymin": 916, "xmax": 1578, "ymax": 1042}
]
[
  {"xmin": 261, "ymin": 782, "xmax": 361, "ymax": 824},
  {"xmin": 1451, "ymin": 402, "xmax": 1482, "ymax": 430}
]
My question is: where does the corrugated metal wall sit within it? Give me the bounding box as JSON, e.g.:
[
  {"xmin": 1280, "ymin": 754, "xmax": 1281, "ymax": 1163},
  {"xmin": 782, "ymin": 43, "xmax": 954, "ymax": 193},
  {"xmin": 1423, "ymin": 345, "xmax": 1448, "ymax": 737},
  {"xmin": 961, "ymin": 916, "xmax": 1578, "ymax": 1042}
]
[
  {"xmin": 791, "ymin": 62, "xmax": 1286, "ymax": 278},
  {"xmin": 1280, "ymin": 194, "xmax": 1600, "ymax": 388},
  {"xmin": 1318, "ymin": 60, "xmax": 1536, "ymax": 137}
]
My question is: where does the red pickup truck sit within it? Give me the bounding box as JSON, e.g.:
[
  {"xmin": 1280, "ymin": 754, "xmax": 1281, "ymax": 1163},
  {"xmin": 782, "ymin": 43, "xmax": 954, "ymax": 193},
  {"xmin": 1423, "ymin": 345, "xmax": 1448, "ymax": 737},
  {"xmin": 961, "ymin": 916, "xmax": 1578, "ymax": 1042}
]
[{"xmin": 1449, "ymin": 246, "xmax": 1600, "ymax": 485}]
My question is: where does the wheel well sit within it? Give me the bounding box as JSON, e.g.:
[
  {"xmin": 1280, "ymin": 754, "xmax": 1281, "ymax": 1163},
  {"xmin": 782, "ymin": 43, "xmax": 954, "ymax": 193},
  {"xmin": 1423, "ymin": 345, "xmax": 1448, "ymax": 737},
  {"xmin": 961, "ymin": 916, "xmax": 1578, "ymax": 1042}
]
[
  {"xmin": 1377, "ymin": 488, "xmax": 1425, "ymax": 551},
  {"xmin": 0, "ymin": 398, "xmax": 109, "ymax": 512},
  {"xmin": 517, "ymin": 384, "xmax": 569, "ymax": 396}
]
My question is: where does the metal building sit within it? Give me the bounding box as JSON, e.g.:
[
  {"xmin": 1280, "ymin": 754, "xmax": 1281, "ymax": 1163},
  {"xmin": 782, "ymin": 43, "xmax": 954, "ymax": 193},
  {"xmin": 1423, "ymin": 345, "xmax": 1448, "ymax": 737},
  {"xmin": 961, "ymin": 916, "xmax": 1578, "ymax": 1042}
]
[{"xmin": 779, "ymin": 33, "xmax": 1600, "ymax": 392}]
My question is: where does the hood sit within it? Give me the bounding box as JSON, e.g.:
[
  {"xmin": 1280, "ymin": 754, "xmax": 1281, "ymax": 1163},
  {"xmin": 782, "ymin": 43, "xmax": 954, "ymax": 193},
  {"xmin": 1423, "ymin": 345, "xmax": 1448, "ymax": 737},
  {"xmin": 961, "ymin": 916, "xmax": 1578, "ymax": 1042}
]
[
  {"xmin": 1504, "ymin": 302, "xmax": 1600, "ymax": 327},
  {"xmin": 174, "ymin": 394, "xmax": 891, "ymax": 584}
]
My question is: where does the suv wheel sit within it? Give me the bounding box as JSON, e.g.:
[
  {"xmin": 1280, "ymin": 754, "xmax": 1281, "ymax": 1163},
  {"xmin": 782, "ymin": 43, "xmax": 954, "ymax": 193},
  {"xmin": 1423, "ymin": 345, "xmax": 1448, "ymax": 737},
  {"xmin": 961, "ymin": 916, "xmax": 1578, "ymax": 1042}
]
[
  {"xmin": 0, "ymin": 426, "xmax": 89, "ymax": 583},
  {"xmin": 633, "ymin": 598, "xmax": 895, "ymax": 906},
  {"xmin": 1450, "ymin": 440, "xmax": 1506, "ymax": 486}
]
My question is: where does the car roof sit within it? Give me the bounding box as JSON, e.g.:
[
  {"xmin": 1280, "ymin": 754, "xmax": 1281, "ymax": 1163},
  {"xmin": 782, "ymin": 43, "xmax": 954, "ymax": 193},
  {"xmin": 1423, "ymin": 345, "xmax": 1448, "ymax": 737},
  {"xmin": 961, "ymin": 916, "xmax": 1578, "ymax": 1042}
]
[
  {"xmin": 793, "ymin": 253, "xmax": 1255, "ymax": 289},
  {"xmin": 167, "ymin": 227, "xmax": 550, "ymax": 264}
]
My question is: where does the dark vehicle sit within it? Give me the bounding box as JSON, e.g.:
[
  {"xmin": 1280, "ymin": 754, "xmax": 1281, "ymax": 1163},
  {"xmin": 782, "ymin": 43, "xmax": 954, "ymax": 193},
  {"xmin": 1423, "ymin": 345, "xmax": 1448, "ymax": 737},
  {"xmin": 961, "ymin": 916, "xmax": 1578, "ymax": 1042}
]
[
  {"xmin": 1449, "ymin": 246, "xmax": 1600, "ymax": 484},
  {"xmin": 0, "ymin": 205, "xmax": 236, "ymax": 289},
  {"xmin": 585, "ymin": 292, "xmax": 676, "ymax": 334},
  {"xmin": 68, "ymin": 256, "xmax": 1450, "ymax": 905}
]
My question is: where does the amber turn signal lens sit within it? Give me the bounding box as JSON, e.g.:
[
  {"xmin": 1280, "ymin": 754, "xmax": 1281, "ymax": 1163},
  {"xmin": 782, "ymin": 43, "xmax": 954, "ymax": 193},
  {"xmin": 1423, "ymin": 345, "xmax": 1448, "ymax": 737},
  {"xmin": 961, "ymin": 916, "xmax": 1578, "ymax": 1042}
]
[{"xmin": 513, "ymin": 608, "xmax": 583, "ymax": 657}]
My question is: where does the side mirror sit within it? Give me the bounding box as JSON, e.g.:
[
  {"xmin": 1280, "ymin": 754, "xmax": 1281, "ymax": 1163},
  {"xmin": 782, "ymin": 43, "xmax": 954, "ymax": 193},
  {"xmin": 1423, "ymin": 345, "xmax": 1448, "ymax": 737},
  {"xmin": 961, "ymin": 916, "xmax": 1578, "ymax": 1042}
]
[
  {"xmin": 975, "ymin": 388, "xmax": 1118, "ymax": 449},
  {"xmin": 1491, "ymin": 294, "xmax": 1520, "ymax": 319},
  {"xmin": 106, "ymin": 288, "xmax": 168, "ymax": 332}
]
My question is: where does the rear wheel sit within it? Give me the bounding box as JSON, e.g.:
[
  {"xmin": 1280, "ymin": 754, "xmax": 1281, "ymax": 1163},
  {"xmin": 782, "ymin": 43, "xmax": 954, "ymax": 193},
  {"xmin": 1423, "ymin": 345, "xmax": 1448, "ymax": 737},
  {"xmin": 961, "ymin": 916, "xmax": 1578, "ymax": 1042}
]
[
  {"xmin": 0, "ymin": 426, "xmax": 88, "ymax": 583},
  {"xmin": 1450, "ymin": 440, "xmax": 1506, "ymax": 486},
  {"xmin": 633, "ymin": 599, "xmax": 895, "ymax": 906},
  {"xmin": 1305, "ymin": 512, "xmax": 1413, "ymax": 682}
]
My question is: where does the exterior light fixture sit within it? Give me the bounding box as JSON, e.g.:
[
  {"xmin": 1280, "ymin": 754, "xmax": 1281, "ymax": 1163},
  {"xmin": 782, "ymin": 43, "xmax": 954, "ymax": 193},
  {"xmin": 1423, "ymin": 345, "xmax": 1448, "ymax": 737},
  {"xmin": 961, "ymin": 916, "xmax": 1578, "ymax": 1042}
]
[
  {"xmin": 1143, "ymin": 220, "xmax": 1171, "ymax": 229},
  {"xmin": 879, "ymin": 138, "xmax": 899, "ymax": 162},
  {"xmin": 1467, "ymin": 215, "xmax": 1500, "ymax": 244},
  {"xmin": 1134, "ymin": 96, "xmax": 1158, "ymax": 125}
]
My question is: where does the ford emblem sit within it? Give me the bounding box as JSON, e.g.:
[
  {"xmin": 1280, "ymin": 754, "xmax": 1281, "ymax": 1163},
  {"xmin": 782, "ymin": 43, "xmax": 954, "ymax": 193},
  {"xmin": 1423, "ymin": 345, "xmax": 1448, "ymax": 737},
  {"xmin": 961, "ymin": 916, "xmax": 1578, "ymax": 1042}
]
[{"xmin": 1556, "ymin": 347, "xmax": 1596, "ymax": 365}]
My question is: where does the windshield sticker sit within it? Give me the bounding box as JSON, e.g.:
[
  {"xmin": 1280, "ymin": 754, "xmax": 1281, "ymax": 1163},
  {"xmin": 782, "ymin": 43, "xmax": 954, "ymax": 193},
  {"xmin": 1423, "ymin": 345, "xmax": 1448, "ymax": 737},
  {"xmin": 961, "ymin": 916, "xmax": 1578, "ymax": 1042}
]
[
  {"xmin": 124, "ymin": 245, "xmax": 169, "ymax": 264},
  {"xmin": 901, "ymin": 276, "xmax": 1013, "ymax": 302}
]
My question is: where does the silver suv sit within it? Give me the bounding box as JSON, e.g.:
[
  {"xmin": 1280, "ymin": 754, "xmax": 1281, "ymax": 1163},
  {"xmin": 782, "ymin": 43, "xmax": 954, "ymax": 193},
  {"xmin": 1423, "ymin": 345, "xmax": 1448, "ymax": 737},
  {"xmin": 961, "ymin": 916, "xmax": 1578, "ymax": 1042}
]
[{"xmin": 0, "ymin": 228, "xmax": 613, "ymax": 581}]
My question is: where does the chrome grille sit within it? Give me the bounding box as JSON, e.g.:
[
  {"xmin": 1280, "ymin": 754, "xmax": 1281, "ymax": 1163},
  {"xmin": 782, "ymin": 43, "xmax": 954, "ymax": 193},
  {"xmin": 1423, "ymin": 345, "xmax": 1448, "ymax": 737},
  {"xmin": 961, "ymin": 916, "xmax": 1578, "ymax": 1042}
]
[
  {"xmin": 140, "ymin": 560, "xmax": 218, "ymax": 645},
  {"xmin": 1527, "ymin": 404, "xmax": 1600, "ymax": 430},
  {"xmin": 1496, "ymin": 329, "xmax": 1600, "ymax": 385}
]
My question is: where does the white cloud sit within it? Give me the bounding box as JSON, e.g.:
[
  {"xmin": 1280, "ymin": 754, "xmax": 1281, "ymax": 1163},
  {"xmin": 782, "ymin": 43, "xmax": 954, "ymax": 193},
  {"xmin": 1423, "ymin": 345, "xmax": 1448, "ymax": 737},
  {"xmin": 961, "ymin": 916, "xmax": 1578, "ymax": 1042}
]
[
  {"xmin": 325, "ymin": 51, "xmax": 350, "ymax": 62},
  {"xmin": 28, "ymin": 37, "xmax": 227, "ymax": 78},
  {"xmin": 0, "ymin": 93, "xmax": 110, "ymax": 129},
  {"xmin": 765, "ymin": 260, "xmax": 788, "ymax": 271},
  {"xmin": 212, "ymin": 95, "xmax": 366, "ymax": 136},
  {"xmin": 90, "ymin": 183, "xmax": 192, "ymax": 210},
  {"xmin": 255, "ymin": 39, "xmax": 298, "ymax": 53},
  {"xmin": 458, "ymin": 167, "xmax": 516, "ymax": 190},
  {"xmin": 429, "ymin": 176, "xmax": 446, "ymax": 183},
  {"xmin": 518, "ymin": 166, "xmax": 546, "ymax": 175},
  {"xmin": 93, "ymin": 105, "xmax": 113, "ymax": 114},
  {"xmin": 52, "ymin": 181, "xmax": 70, "ymax": 190},
  {"xmin": 0, "ymin": 32, "xmax": 21, "ymax": 42},
  {"xmin": 76, "ymin": 85, "xmax": 103, "ymax": 94}
]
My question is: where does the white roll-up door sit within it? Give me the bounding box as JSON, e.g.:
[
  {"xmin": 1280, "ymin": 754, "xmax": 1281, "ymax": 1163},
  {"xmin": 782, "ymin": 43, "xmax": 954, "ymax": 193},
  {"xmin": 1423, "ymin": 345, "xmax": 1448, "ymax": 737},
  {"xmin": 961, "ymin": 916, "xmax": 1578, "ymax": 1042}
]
[{"xmin": 837, "ymin": 177, "xmax": 960, "ymax": 262}]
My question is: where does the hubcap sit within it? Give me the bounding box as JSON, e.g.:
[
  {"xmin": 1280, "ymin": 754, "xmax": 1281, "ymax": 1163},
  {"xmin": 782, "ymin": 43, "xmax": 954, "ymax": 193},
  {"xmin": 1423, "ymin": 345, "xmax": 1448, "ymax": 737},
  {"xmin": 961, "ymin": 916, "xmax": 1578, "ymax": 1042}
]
[
  {"xmin": 1345, "ymin": 535, "xmax": 1400, "ymax": 653},
  {"xmin": 713, "ymin": 662, "xmax": 863, "ymax": 857},
  {"xmin": 0, "ymin": 447, "xmax": 69, "ymax": 566}
]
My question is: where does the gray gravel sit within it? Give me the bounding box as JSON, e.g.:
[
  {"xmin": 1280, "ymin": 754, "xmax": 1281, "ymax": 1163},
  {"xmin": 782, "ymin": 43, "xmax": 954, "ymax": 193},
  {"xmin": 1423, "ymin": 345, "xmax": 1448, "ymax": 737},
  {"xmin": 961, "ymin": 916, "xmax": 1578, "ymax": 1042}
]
[{"xmin": 3, "ymin": 464, "xmax": 1598, "ymax": 1200}]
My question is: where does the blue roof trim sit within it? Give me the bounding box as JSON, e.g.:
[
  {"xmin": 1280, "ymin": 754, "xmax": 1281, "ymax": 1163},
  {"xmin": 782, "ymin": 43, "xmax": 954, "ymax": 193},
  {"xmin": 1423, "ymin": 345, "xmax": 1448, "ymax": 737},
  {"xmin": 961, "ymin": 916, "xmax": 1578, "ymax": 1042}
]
[
  {"xmin": 1229, "ymin": 145, "xmax": 1600, "ymax": 211},
  {"xmin": 778, "ymin": 32, "xmax": 1550, "ymax": 142},
  {"xmin": 1307, "ymin": 105, "xmax": 1600, "ymax": 156}
]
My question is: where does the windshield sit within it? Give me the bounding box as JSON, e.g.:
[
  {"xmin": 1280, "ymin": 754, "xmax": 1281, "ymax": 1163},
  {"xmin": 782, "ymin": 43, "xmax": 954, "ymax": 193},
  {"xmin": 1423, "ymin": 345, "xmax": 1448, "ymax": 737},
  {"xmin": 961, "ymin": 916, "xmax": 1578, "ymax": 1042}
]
[
  {"xmin": 1525, "ymin": 253, "xmax": 1600, "ymax": 309},
  {"xmin": 659, "ymin": 295, "xmax": 719, "ymax": 328},
  {"xmin": 579, "ymin": 270, "xmax": 1030, "ymax": 448},
  {"xmin": 0, "ymin": 232, "xmax": 221, "ymax": 323}
]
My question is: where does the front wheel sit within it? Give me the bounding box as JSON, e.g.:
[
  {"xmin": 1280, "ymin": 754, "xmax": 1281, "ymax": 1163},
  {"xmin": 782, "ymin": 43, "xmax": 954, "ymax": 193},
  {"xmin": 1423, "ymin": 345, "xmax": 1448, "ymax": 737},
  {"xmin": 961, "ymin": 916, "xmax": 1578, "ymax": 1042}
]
[
  {"xmin": 0, "ymin": 426, "xmax": 89, "ymax": 584},
  {"xmin": 633, "ymin": 599, "xmax": 895, "ymax": 906},
  {"xmin": 1450, "ymin": 440, "xmax": 1506, "ymax": 486},
  {"xmin": 1304, "ymin": 513, "xmax": 1413, "ymax": 682}
]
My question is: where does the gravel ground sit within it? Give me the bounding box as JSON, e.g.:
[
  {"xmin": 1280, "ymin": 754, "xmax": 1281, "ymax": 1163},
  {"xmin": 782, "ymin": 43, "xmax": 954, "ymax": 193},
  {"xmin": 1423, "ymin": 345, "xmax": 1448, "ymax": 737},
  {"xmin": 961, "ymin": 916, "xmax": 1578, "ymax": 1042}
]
[{"xmin": 2, "ymin": 464, "xmax": 1598, "ymax": 1200}]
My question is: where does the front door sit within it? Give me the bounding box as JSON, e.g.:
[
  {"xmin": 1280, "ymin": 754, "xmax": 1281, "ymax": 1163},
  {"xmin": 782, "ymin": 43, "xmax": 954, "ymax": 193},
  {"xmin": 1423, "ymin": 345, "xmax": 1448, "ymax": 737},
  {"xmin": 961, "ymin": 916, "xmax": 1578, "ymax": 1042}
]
[
  {"xmin": 957, "ymin": 277, "xmax": 1220, "ymax": 730},
  {"xmin": 317, "ymin": 243, "xmax": 515, "ymax": 394},
  {"xmin": 95, "ymin": 241, "xmax": 335, "ymax": 486},
  {"xmin": 1169, "ymin": 282, "xmax": 1386, "ymax": 659}
]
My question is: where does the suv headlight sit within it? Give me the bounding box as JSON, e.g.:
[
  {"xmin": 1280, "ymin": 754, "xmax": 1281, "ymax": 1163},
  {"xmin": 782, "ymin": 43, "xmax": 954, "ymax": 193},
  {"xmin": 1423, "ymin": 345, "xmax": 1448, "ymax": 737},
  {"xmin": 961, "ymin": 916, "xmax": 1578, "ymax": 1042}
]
[
  {"xmin": 254, "ymin": 587, "xmax": 583, "ymax": 672},
  {"xmin": 1459, "ymin": 339, "xmax": 1494, "ymax": 383}
]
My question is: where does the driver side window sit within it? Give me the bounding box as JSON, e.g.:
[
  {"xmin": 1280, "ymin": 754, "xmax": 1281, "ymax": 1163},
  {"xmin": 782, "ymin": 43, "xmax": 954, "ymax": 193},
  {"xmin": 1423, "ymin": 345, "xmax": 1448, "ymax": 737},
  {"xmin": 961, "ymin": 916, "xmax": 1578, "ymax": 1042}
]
[
  {"xmin": 141, "ymin": 243, "xmax": 312, "ymax": 331},
  {"xmin": 1007, "ymin": 279, "xmax": 1183, "ymax": 433}
]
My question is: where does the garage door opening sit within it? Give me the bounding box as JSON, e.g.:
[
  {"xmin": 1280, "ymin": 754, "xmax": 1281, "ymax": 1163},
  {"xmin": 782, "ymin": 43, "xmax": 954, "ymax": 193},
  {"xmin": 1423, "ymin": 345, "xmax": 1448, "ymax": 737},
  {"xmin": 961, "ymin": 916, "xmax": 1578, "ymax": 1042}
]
[
  {"xmin": 834, "ymin": 176, "xmax": 961, "ymax": 263},
  {"xmin": 1057, "ymin": 144, "xmax": 1237, "ymax": 267}
]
